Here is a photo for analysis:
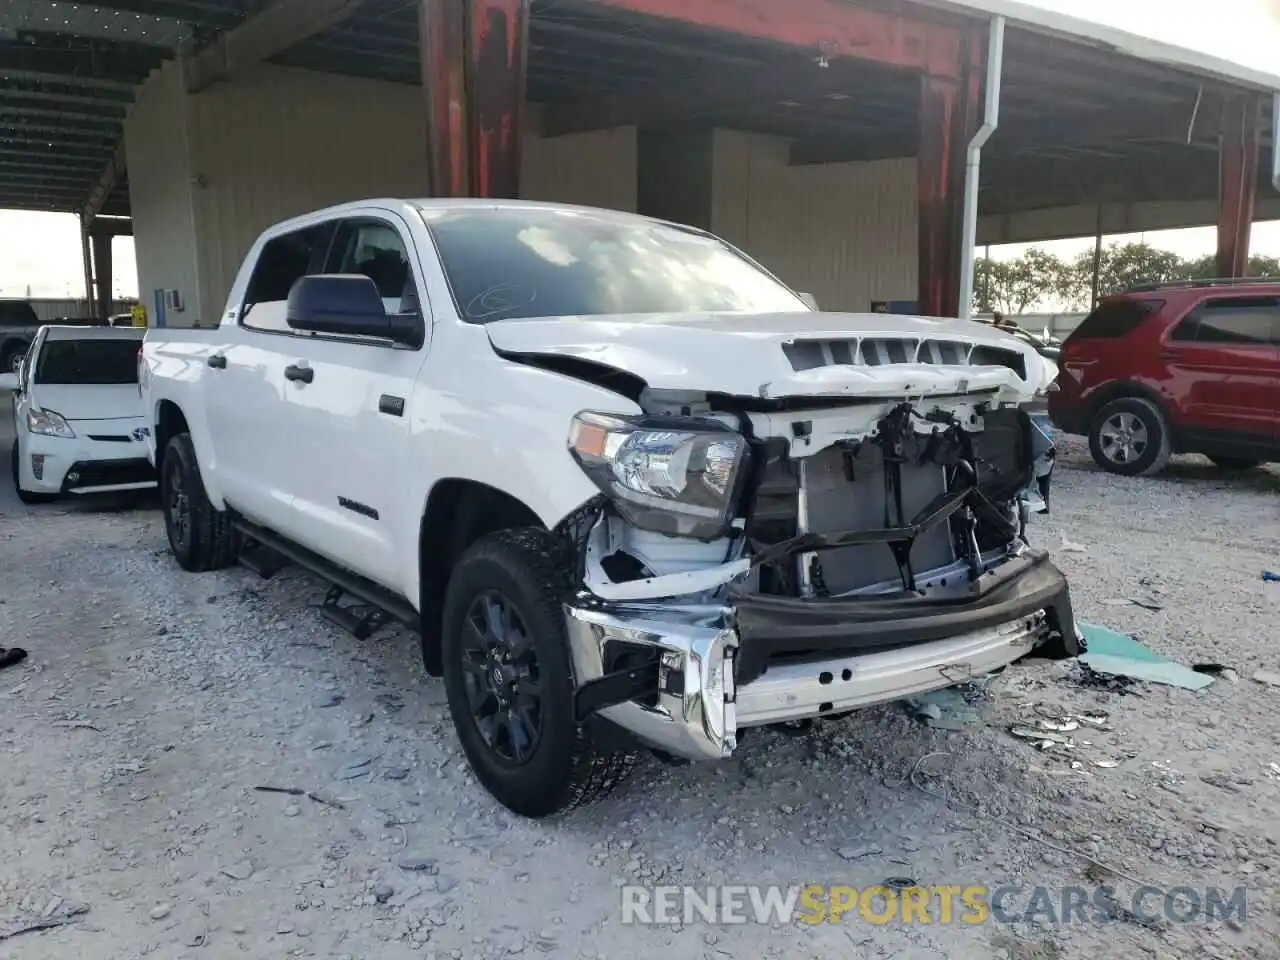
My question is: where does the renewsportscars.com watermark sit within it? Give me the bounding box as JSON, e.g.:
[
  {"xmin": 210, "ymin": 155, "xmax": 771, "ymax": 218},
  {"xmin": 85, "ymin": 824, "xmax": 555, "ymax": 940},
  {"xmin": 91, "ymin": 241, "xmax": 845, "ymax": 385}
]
[{"xmin": 620, "ymin": 884, "xmax": 1248, "ymax": 927}]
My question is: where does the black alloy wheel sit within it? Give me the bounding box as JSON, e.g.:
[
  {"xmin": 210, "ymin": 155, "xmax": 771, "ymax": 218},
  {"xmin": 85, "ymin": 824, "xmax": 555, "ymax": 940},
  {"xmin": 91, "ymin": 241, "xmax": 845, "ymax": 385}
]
[
  {"xmin": 459, "ymin": 590, "xmax": 544, "ymax": 765},
  {"xmin": 164, "ymin": 453, "xmax": 192, "ymax": 556}
]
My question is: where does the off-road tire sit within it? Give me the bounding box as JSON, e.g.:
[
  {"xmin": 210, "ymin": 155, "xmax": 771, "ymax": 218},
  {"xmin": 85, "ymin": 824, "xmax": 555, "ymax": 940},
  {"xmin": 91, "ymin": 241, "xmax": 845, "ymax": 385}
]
[
  {"xmin": 161, "ymin": 433, "xmax": 239, "ymax": 572},
  {"xmin": 1208, "ymin": 456, "xmax": 1261, "ymax": 472},
  {"xmin": 10, "ymin": 440, "xmax": 56, "ymax": 505},
  {"xmin": 1088, "ymin": 397, "xmax": 1172, "ymax": 477},
  {"xmin": 441, "ymin": 527, "xmax": 635, "ymax": 817}
]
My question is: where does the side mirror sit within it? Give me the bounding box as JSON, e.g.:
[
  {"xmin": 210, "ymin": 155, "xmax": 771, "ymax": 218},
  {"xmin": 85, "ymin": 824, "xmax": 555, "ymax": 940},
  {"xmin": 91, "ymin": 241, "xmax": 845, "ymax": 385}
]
[
  {"xmin": 286, "ymin": 274, "xmax": 422, "ymax": 348},
  {"xmin": 0, "ymin": 372, "xmax": 18, "ymax": 392},
  {"xmin": 797, "ymin": 292, "xmax": 818, "ymax": 310}
]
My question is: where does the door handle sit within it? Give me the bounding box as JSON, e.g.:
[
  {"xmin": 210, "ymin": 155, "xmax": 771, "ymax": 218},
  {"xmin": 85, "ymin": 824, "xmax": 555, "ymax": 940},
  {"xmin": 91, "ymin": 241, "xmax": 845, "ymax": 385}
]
[
  {"xmin": 284, "ymin": 363, "xmax": 314, "ymax": 384},
  {"xmin": 207, "ymin": 354, "xmax": 227, "ymax": 369}
]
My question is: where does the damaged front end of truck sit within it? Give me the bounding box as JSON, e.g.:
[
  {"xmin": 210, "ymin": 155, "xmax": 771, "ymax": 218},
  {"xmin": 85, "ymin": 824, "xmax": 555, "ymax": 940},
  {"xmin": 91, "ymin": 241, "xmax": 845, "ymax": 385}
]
[{"xmin": 548, "ymin": 336, "xmax": 1078, "ymax": 763}]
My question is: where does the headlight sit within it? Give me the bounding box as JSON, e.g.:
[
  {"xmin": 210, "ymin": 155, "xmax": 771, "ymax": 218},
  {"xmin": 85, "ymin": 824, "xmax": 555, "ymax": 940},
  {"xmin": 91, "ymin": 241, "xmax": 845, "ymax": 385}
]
[
  {"xmin": 568, "ymin": 412, "xmax": 749, "ymax": 540},
  {"xmin": 27, "ymin": 408, "xmax": 75, "ymax": 439}
]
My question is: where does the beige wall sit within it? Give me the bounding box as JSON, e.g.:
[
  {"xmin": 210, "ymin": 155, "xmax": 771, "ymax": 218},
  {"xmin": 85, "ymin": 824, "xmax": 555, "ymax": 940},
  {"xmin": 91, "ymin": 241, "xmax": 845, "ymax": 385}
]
[
  {"xmin": 522, "ymin": 115, "xmax": 637, "ymax": 212},
  {"xmin": 711, "ymin": 130, "xmax": 917, "ymax": 312},
  {"xmin": 124, "ymin": 60, "xmax": 202, "ymax": 325},
  {"xmin": 183, "ymin": 65, "xmax": 431, "ymax": 326}
]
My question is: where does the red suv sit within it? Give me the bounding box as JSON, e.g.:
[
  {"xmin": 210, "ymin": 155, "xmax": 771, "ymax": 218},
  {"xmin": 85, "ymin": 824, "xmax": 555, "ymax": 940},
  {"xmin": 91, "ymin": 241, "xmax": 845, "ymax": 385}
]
[{"xmin": 1049, "ymin": 279, "xmax": 1280, "ymax": 476}]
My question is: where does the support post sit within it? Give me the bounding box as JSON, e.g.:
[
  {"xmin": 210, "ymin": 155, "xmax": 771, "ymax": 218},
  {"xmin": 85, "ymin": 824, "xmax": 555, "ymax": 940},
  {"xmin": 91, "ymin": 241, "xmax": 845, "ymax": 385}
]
[
  {"xmin": 1090, "ymin": 204, "xmax": 1103, "ymax": 308},
  {"xmin": 918, "ymin": 28, "xmax": 984, "ymax": 318},
  {"xmin": 79, "ymin": 213, "xmax": 96, "ymax": 317},
  {"xmin": 420, "ymin": 0, "xmax": 530, "ymax": 199},
  {"xmin": 91, "ymin": 232, "xmax": 113, "ymax": 321},
  {"xmin": 1216, "ymin": 93, "xmax": 1261, "ymax": 278}
]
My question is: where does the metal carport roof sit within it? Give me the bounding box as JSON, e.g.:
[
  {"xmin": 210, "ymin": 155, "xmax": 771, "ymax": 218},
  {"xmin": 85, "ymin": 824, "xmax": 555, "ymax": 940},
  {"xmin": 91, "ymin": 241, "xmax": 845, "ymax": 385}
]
[{"xmin": 0, "ymin": 0, "xmax": 1276, "ymax": 220}]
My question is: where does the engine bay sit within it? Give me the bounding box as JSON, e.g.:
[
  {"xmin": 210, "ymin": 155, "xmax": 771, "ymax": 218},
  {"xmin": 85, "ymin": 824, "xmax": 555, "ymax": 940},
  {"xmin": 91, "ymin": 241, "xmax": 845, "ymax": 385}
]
[{"xmin": 571, "ymin": 390, "xmax": 1045, "ymax": 606}]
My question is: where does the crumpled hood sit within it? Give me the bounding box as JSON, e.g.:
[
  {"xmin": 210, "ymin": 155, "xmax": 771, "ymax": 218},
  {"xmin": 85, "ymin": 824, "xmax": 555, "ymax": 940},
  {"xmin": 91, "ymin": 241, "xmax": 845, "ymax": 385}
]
[{"xmin": 486, "ymin": 311, "xmax": 1055, "ymax": 401}]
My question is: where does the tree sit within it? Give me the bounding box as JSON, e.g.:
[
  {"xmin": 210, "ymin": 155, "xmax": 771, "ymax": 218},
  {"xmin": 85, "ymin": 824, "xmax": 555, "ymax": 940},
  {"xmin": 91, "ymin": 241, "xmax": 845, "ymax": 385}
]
[
  {"xmin": 1071, "ymin": 242, "xmax": 1186, "ymax": 301},
  {"xmin": 972, "ymin": 247, "xmax": 1070, "ymax": 314},
  {"xmin": 1181, "ymin": 253, "xmax": 1280, "ymax": 279},
  {"xmin": 972, "ymin": 242, "xmax": 1280, "ymax": 315}
]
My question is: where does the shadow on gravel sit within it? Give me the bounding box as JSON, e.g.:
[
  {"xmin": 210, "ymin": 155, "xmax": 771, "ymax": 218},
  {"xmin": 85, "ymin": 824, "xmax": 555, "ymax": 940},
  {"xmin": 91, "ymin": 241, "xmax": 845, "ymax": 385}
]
[
  {"xmin": 1059, "ymin": 453, "xmax": 1280, "ymax": 494},
  {"xmin": 1155, "ymin": 460, "xmax": 1280, "ymax": 494}
]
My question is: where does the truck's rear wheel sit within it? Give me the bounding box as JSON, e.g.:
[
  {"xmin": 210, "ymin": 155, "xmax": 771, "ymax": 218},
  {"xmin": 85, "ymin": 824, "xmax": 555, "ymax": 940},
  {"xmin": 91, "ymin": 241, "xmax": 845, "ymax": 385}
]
[
  {"xmin": 161, "ymin": 433, "xmax": 239, "ymax": 572},
  {"xmin": 441, "ymin": 528, "xmax": 634, "ymax": 817}
]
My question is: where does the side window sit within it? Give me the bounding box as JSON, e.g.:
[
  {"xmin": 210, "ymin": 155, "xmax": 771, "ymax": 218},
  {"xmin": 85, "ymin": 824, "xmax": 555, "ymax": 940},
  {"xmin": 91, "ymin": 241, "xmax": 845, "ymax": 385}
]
[
  {"xmin": 326, "ymin": 219, "xmax": 419, "ymax": 315},
  {"xmin": 241, "ymin": 222, "xmax": 335, "ymax": 333},
  {"xmin": 1170, "ymin": 296, "xmax": 1279, "ymax": 345}
]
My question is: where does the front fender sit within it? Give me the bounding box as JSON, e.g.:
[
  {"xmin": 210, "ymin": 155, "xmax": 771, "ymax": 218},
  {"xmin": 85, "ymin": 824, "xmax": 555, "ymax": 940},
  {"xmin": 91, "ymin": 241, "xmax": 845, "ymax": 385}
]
[{"xmin": 397, "ymin": 356, "xmax": 643, "ymax": 601}]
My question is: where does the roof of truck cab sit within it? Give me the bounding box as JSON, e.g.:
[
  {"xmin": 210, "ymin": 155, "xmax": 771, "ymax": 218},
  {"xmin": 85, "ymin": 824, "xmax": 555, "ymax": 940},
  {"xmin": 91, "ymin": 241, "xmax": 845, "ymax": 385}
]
[
  {"xmin": 42, "ymin": 325, "xmax": 145, "ymax": 342},
  {"xmin": 257, "ymin": 198, "xmax": 669, "ymax": 242}
]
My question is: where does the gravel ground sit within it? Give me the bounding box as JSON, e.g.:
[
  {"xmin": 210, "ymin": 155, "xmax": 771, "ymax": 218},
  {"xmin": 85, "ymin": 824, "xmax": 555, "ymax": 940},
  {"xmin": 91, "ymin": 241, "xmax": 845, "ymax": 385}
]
[{"xmin": 2, "ymin": 394, "xmax": 1280, "ymax": 960}]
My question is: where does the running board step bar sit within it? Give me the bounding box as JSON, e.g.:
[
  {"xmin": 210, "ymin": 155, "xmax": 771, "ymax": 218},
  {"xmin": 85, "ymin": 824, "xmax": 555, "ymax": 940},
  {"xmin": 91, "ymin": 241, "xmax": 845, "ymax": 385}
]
[
  {"xmin": 239, "ymin": 540, "xmax": 289, "ymax": 579},
  {"xmin": 229, "ymin": 514, "xmax": 419, "ymax": 636}
]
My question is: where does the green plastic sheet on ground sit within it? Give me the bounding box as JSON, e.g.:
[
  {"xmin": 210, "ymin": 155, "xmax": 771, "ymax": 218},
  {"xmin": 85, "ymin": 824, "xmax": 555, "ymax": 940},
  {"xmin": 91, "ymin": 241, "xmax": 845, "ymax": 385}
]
[{"xmin": 1078, "ymin": 622, "xmax": 1213, "ymax": 691}]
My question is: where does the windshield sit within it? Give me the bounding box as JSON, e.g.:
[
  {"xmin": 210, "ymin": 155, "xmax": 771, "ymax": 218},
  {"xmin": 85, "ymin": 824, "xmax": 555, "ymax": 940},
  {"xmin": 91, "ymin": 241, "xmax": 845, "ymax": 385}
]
[
  {"xmin": 35, "ymin": 339, "xmax": 140, "ymax": 385},
  {"xmin": 419, "ymin": 207, "xmax": 808, "ymax": 322}
]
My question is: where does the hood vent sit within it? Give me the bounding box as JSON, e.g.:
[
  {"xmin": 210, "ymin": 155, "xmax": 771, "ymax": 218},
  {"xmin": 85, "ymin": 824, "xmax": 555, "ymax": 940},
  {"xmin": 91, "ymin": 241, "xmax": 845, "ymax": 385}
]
[{"xmin": 783, "ymin": 337, "xmax": 1025, "ymax": 379}]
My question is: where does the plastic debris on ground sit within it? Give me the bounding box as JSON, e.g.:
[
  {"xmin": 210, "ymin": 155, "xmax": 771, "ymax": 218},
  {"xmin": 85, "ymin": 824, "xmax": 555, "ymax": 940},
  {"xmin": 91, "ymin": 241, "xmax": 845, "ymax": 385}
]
[
  {"xmin": 1059, "ymin": 532, "xmax": 1088, "ymax": 553},
  {"xmin": 1007, "ymin": 708, "xmax": 1121, "ymax": 768},
  {"xmin": 1262, "ymin": 571, "xmax": 1279, "ymax": 583},
  {"xmin": 1252, "ymin": 670, "xmax": 1280, "ymax": 687},
  {"xmin": 902, "ymin": 678, "xmax": 994, "ymax": 730},
  {"xmin": 1077, "ymin": 623, "xmax": 1214, "ymax": 691}
]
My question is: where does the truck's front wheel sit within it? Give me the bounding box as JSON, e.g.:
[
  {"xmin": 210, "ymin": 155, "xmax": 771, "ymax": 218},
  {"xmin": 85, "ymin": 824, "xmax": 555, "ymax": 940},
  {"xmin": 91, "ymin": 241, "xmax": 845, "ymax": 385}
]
[
  {"xmin": 161, "ymin": 433, "xmax": 239, "ymax": 572},
  {"xmin": 441, "ymin": 528, "xmax": 634, "ymax": 817}
]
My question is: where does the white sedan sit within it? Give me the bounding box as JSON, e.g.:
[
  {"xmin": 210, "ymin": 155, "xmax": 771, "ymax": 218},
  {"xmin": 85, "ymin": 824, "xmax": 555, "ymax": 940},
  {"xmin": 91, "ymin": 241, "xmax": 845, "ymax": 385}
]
[{"xmin": 1, "ymin": 325, "xmax": 156, "ymax": 505}]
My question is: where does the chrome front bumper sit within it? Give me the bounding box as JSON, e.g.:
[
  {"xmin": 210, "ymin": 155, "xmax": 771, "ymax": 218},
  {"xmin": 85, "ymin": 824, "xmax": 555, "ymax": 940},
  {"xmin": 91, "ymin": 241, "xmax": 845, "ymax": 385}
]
[{"xmin": 564, "ymin": 600, "xmax": 1053, "ymax": 762}]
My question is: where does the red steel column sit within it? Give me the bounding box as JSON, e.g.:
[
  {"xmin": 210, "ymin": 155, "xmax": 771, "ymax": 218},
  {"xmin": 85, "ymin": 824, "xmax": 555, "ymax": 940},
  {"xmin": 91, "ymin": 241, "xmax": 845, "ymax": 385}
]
[
  {"xmin": 1216, "ymin": 94, "xmax": 1261, "ymax": 278},
  {"xmin": 419, "ymin": 0, "xmax": 529, "ymax": 199},
  {"xmin": 917, "ymin": 28, "xmax": 983, "ymax": 318}
]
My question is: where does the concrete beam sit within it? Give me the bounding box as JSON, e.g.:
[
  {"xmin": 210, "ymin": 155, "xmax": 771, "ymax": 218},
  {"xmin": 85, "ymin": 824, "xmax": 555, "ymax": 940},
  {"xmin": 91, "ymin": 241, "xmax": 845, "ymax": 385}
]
[
  {"xmin": 185, "ymin": 0, "xmax": 371, "ymax": 94},
  {"xmin": 584, "ymin": 0, "xmax": 965, "ymax": 76},
  {"xmin": 82, "ymin": 142, "xmax": 127, "ymax": 223},
  {"xmin": 789, "ymin": 97, "xmax": 1229, "ymax": 166}
]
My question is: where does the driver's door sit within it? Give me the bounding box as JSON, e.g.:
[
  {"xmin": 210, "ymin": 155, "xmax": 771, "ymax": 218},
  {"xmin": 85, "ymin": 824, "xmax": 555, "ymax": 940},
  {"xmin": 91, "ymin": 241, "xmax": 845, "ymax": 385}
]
[{"xmin": 272, "ymin": 211, "xmax": 429, "ymax": 592}]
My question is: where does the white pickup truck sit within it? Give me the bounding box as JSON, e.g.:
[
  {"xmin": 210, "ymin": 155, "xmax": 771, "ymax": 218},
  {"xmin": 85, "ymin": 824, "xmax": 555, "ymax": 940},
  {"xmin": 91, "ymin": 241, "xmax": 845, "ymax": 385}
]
[{"xmin": 140, "ymin": 198, "xmax": 1077, "ymax": 817}]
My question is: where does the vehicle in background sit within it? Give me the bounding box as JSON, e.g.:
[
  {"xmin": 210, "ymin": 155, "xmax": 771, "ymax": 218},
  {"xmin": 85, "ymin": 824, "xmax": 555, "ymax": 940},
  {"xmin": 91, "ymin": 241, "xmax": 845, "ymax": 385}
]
[
  {"xmin": 1, "ymin": 302, "xmax": 111, "ymax": 376},
  {"xmin": 1006, "ymin": 325, "xmax": 1062, "ymax": 361},
  {"xmin": 1049, "ymin": 278, "xmax": 1280, "ymax": 476},
  {"xmin": 1, "ymin": 325, "xmax": 155, "ymax": 505},
  {"xmin": 141, "ymin": 199, "xmax": 1075, "ymax": 817},
  {"xmin": 0, "ymin": 300, "xmax": 42, "ymax": 375}
]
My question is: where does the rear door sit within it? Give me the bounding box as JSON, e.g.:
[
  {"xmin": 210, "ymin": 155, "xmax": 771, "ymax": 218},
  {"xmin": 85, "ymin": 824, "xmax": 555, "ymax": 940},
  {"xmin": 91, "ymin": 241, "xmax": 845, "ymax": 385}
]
[
  {"xmin": 1161, "ymin": 294, "xmax": 1280, "ymax": 448},
  {"xmin": 205, "ymin": 220, "xmax": 336, "ymax": 523},
  {"xmin": 271, "ymin": 211, "xmax": 428, "ymax": 592}
]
